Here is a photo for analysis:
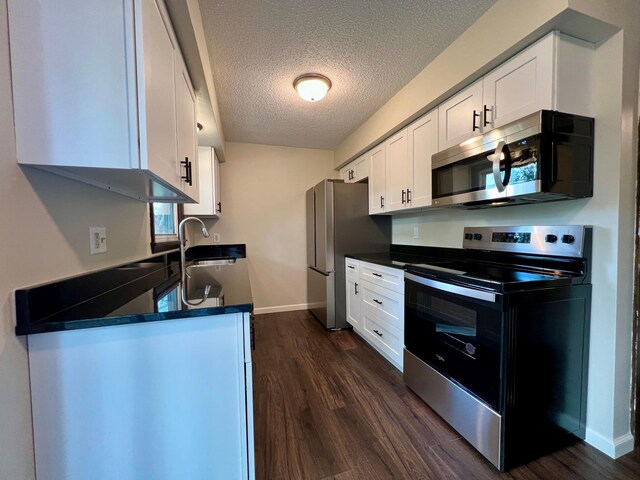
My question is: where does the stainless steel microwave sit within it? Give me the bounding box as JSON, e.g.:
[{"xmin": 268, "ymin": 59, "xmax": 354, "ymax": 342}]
[{"xmin": 431, "ymin": 110, "xmax": 594, "ymax": 209}]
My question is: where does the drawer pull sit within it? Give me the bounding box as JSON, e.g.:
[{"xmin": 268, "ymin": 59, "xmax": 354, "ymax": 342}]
[
  {"xmin": 355, "ymin": 282, "xmax": 359, "ymax": 295},
  {"xmin": 347, "ymin": 265, "xmax": 355, "ymax": 269},
  {"xmin": 372, "ymin": 299, "xmax": 383, "ymax": 305},
  {"xmin": 372, "ymin": 273, "xmax": 383, "ymax": 278},
  {"xmin": 373, "ymin": 329, "xmax": 383, "ymax": 337}
]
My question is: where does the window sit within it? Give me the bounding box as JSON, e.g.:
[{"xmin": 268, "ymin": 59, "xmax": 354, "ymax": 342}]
[{"xmin": 149, "ymin": 203, "xmax": 183, "ymax": 253}]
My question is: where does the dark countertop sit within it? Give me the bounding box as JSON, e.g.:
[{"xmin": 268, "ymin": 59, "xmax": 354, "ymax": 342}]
[
  {"xmin": 346, "ymin": 244, "xmax": 465, "ymax": 269},
  {"xmin": 15, "ymin": 244, "xmax": 252, "ymax": 335}
]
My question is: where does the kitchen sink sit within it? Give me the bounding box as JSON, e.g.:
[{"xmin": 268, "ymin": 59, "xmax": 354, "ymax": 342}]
[{"xmin": 188, "ymin": 258, "xmax": 236, "ymax": 267}]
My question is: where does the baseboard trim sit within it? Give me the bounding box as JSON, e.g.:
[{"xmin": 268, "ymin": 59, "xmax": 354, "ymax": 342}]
[
  {"xmin": 253, "ymin": 304, "xmax": 309, "ymax": 315},
  {"xmin": 586, "ymin": 428, "xmax": 635, "ymax": 458}
]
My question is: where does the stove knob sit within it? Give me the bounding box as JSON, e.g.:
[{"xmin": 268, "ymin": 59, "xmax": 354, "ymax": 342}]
[
  {"xmin": 545, "ymin": 234, "xmax": 558, "ymax": 243},
  {"xmin": 561, "ymin": 234, "xmax": 575, "ymax": 244},
  {"xmin": 464, "ymin": 233, "xmax": 473, "ymax": 240},
  {"xmin": 473, "ymin": 233, "xmax": 483, "ymax": 241}
]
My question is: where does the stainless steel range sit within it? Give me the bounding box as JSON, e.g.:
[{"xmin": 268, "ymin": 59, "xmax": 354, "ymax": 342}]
[{"xmin": 403, "ymin": 225, "xmax": 592, "ymax": 471}]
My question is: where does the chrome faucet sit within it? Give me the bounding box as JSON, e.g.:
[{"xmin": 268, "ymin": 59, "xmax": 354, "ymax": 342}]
[
  {"xmin": 178, "ymin": 217, "xmax": 211, "ymax": 306},
  {"xmin": 178, "ymin": 216, "xmax": 210, "ymax": 266}
]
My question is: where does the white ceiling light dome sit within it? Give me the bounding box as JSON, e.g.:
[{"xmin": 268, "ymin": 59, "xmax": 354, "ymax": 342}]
[{"xmin": 293, "ymin": 74, "xmax": 332, "ymax": 102}]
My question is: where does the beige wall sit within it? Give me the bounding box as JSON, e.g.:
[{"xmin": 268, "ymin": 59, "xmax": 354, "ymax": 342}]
[
  {"xmin": 360, "ymin": 0, "xmax": 639, "ymax": 460},
  {"xmin": 188, "ymin": 142, "xmax": 336, "ymax": 313},
  {"xmin": 0, "ymin": 1, "xmax": 153, "ymax": 477}
]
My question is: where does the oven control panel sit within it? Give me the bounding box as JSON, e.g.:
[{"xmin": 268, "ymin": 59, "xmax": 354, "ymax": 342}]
[{"xmin": 462, "ymin": 225, "xmax": 590, "ymax": 257}]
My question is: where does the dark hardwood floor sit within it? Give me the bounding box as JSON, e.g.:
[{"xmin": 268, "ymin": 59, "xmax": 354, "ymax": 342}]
[{"xmin": 252, "ymin": 310, "xmax": 640, "ymax": 479}]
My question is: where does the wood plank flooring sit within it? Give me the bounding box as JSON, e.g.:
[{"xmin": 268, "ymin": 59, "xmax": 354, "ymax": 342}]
[{"xmin": 252, "ymin": 310, "xmax": 640, "ymax": 479}]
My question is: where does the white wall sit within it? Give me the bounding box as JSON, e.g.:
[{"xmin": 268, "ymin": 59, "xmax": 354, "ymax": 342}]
[
  {"xmin": 386, "ymin": 2, "xmax": 639, "ymax": 460},
  {"xmin": 188, "ymin": 142, "xmax": 336, "ymax": 313},
  {"xmin": 0, "ymin": 1, "xmax": 153, "ymax": 477}
]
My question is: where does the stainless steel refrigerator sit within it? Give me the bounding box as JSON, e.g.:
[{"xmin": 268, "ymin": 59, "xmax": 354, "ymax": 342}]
[{"xmin": 306, "ymin": 179, "xmax": 391, "ymax": 329}]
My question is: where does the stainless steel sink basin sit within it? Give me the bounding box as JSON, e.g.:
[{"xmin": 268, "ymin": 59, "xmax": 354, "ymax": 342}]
[{"xmin": 188, "ymin": 258, "xmax": 236, "ymax": 267}]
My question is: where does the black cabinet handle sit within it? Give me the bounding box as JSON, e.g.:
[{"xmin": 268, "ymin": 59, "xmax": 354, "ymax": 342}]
[
  {"xmin": 472, "ymin": 110, "xmax": 480, "ymax": 131},
  {"xmin": 483, "ymin": 104, "xmax": 491, "ymax": 127},
  {"xmin": 401, "ymin": 189, "xmax": 406, "ymax": 204},
  {"xmin": 380, "ymin": 196, "xmax": 384, "ymax": 208},
  {"xmin": 373, "ymin": 329, "xmax": 383, "ymax": 337},
  {"xmin": 372, "ymin": 272, "xmax": 383, "ymax": 278},
  {"xmin": 407, "ymin": 189, "xmax": 412, "ymax": 203},
  {"xmin": 355, "ymin": 282, "xmax": 359, "ymax": 295},
  {"xmin": 373, "ymin": 298, "xmax": 383, "ymax": 305},
  {"xmin": 181, "ymin": 157, "xmax": 192, "ymax": 185},
  {"xmin": 216, "ymin": 202, "xmax": 222, "ymax": 213},
  {"xmin": 347, "ymin": 265, "xmax": 355, "ymax": 270}
]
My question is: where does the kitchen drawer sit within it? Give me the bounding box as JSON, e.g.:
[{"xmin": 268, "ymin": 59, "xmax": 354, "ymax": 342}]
[
  {"xmin": 360, "ymin": 262, "xmax": 404, "ymax": 294},
  {"xmin": 346, "ymin": 258, "xmax": 360, "ymax": 280},
  {"xmin": 360, "ymin": 279, "xmax": 403, "ymax": 332},
  {"xmin": 362, "ymin": 311, "xmax": 403, "ymax": 370}
]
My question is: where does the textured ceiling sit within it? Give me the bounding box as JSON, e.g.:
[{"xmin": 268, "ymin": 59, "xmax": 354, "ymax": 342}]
[{"xmin": 199, "ymin": 0, "xmax": 497, "ymax": 150}]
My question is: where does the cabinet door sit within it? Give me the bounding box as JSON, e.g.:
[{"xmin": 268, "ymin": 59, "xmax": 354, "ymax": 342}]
[
  {"xmin": 138, "ymin": 0, "xmax": 181, "ymax": 190},
  {"xmin": 353, "ymin": 154, "xmax": 370, "ymax": 182},
  {"xmin": 340, "ymin": 164, "xmax": 354, "ymax": 183},
  {"xmin": 213, "ymin": 151, "xmax": 222, "ymax": 216},
  {"xmin": 28, "ymin": 314, "xmax": 251, "ymax": 480},
  {"xmin": 438, "ymin": 79, "xmax": 483, "ymax": 151},
  {"xmin": 8, "ymin": 0, "xmax": 138, "ymax": 170},
  {"xmin": 345, "ymin": 259, "xmax": 361, "ymax": 329},
  {"xmin": 385, "ymin": 129, "xmax": 409, "ymax": 212},
  {"xmin": 183, "ymin": 147, "xmax": 221, "ymax": 217},
  {"xmin": 408, "ymin": 109, "xmax": 438, "ymax": 209},
  {"xmin": 368, "ymin": 145, "xmax": 387, "ymax": 214},
  {"xmin": 184, "ymin": 147, "xmax": 212, "ymax": 216},
  {"xmin": 483, "ymin": 33, "xmax": 554, "ymax": 130},
  {"xmin": 175, "ymin": 51, "xmax": 198, "ymax": 201}
]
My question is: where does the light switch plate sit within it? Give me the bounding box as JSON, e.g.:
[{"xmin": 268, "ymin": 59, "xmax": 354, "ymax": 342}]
[
  {"xmin": 90, "ymin": 227, "xmax": 107, "ymax": 254},
  {"xmin": 213, "ymin": 233, "xmax": 220, "ymax": 243},
  {"xmin": 413, "ymin": 225, "xmax": 420, "ymax": 239}
]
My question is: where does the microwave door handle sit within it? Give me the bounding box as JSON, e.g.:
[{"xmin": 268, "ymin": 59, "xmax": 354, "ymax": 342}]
[{"xmin": 489, "ymin": 140, "xmax": 509, "ymax": 192}]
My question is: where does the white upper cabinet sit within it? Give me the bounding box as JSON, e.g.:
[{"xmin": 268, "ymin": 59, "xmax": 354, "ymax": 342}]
[
  {"xmin": 385, "ymin": 129, "xmax": 409, "ymax": 212},
  {"xmin": 407, "ymin": 109, "xmax": 438, "ymax": 209},
  {"xmin": 378, "ymin": 108, "xmax": 439, "ymax": 214},
  {"xmin": 482, "ymin": 33, "xmax": 554, "ymax": 130},
  {"xmin": 437, "ymin": 31, "xmax": 592, "ymax": 152},
  {"xmin": 340, "ymin": 154, "xmax": 370, "ymax": 183},
  {"xmin": 184, "ymin": 147, "xmax": 222, "ymax": 217},
  {"xmin": 175, "ymin": 50, "xmax": 199, "ymax": 201},
  {"xmin": 368, "ymin": 145, "xmax": 387, "ymax": 214},
  {"xmin": 438, "ymin": 79, "xmax": 483, "ymax": 151},
  {"xmin": 139, "ymin": 0, "xmax": 180, "ymax": 191},
  {"xmin": 8, "ymin": 0, "xmax": 198, "ymax": 203}
]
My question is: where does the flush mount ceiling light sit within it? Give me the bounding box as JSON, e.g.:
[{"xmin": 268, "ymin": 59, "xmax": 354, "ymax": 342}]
[{"xmin": 293, "ymin": 73, "xmax": 332, "ymax": 102}]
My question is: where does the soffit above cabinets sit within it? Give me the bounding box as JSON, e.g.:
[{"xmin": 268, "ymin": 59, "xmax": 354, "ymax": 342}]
[{"xmin": 199, "ymin": 0, "xmax": 497, "ymax": 150}]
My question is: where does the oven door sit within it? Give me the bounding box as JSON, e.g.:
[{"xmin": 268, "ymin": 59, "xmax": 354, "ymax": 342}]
[{"xmin": 404, "ymin": 272, "xmax": 504, "ymax": 411}]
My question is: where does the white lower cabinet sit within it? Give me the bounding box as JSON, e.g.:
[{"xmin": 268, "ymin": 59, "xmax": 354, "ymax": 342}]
[
  {"xmin": 345, "ymin": 258, "xmax": 404, "ymax": 371},
  {"xmin": 345, "ymin": 258, "xmax": 361, "ymax": 328},
  {"xmin": 28, "ymin": 313, "xmax": 255, "ymax": 480}
]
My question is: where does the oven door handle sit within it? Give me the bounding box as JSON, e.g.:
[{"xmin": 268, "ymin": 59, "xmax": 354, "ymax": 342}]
[{"xmin": 404, "ymin": 272, "xmax": 497, "ymax": 303}]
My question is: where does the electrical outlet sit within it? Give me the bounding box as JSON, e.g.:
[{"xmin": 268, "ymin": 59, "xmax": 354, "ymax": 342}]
[
  {"xmin": 90, "ymin": 227, "xmax": 107, "ymax": 254},
  {"xmin": 213, "ymin": 233, "xmax": 220, "ymax": 243},
  {"xmin": 413, "ymin": 225, "xmax": 420, "ymax": 239}
]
